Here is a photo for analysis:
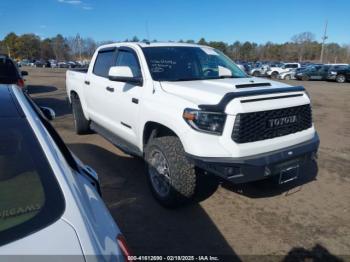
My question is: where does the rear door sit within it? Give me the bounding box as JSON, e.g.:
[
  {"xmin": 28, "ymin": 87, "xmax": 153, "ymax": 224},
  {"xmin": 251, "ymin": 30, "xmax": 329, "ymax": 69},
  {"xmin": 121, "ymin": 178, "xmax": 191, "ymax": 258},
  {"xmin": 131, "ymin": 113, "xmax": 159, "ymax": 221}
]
[
  {"xmin": 346, "ymin": 68, "xmax": 350, "ymax": 80},
  {"xmin": 85, "ymin": 48, "xmax": 117, "ymax": 128}
]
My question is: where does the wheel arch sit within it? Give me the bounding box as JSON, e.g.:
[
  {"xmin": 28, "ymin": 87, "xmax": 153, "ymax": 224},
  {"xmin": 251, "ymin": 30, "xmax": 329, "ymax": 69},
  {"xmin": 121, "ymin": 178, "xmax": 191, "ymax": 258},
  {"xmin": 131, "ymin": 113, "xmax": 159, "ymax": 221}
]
[{"xmin": 142, "ymin": 121, "xmax": 181, "ymax": 149}]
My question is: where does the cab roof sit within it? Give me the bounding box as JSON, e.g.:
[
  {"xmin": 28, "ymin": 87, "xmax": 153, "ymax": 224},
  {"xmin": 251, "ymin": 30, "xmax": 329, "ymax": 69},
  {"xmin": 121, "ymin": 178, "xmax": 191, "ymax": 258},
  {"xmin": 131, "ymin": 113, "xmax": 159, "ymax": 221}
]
[
  {"xmin": 98, "ymin": 41, "xmax": 211, "ymax": 50},
  {"xmin": 0, "ymin": 84, "xmax": 22, "ymax": 118}
]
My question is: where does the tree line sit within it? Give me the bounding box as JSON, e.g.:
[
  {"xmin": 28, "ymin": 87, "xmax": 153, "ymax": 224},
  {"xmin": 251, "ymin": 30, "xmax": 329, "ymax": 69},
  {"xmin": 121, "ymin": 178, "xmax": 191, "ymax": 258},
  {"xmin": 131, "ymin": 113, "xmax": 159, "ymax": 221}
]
[{"xmin": 1, "ymin": 32, "xmax": 349, "ymax": 63}]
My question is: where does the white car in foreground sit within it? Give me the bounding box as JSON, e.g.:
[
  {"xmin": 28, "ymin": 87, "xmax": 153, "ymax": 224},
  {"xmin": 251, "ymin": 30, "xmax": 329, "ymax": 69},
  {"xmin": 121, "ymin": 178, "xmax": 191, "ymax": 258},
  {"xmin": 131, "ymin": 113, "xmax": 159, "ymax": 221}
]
[{"xmin": 0, "ymin": 84, "xmax": 131, "ymax": 261}]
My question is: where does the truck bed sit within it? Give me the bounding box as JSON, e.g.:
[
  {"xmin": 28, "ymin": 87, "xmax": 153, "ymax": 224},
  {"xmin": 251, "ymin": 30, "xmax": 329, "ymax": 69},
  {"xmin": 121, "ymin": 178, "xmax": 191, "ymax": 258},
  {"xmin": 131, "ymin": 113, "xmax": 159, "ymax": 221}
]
[{"xmin": 68, "ymin": 68, "xmax": 88, "ymax": 73}]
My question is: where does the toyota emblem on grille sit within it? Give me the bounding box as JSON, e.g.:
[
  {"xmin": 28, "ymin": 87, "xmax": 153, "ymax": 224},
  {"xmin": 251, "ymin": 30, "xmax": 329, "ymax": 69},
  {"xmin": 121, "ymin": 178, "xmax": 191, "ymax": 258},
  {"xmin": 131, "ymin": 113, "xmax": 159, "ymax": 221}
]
[{"xmin": 267, "ymin": 115, "xmax": 298, "ymax": 128}]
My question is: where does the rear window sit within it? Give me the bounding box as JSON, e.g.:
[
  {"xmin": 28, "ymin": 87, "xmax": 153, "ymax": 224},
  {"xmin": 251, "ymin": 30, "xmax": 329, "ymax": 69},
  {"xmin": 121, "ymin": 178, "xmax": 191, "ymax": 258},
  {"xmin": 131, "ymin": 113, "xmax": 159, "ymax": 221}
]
[
  {"xmin": 0, "ymin": 57, "xmax": 19, "ymax": 84},
  {"xmin": 0, "ymin": 118, "xmax": 64, "ymax": 246}
]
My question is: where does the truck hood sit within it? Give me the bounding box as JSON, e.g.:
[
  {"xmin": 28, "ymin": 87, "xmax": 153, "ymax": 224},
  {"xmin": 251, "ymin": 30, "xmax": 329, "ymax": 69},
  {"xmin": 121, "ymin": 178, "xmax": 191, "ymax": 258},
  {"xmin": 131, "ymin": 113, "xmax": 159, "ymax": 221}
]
[{"xmin": 160, "ymin": 77, "xmax": 291, "ymax": 106}]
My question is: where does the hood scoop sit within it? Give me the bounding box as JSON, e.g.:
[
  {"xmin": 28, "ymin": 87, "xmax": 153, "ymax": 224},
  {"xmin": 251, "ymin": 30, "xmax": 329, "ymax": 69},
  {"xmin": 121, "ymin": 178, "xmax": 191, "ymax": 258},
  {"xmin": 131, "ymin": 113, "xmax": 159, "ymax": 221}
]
[{"xmin": 236, "ymin": 82, "xmax": 271, "ymax": 88}]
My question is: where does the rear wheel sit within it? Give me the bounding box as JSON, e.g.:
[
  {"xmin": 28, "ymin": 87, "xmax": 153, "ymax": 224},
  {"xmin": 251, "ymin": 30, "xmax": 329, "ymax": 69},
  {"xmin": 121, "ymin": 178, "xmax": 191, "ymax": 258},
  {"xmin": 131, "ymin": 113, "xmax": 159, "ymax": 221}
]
[
  {"xmin": 284, "ymin": 74, "xmax": 291, "ymax": 80},
  {"xmin": 71, "ymin": 94, "xmax": 90, "ymax": 134},
  {"xmin": 145, "ymin": 136, "xmax": 196, "ymax": 208},
  {"xmin": 336, "ymin": 74, "xmax": 346, "ymax": 83},
  {"xmin": 271, "ymin": 71, "xmax": 279, "ymax": 79}
]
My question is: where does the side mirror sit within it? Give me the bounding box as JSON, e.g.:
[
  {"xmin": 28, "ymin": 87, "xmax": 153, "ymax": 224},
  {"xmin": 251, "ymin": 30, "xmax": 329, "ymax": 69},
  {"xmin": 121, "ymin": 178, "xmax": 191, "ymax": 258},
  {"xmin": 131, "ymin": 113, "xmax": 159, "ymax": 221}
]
[
  {"xmin": 40, "ymin": 106, "xmax": 56, "ymax": 120},
  {"xmin": 21, "ymin": 71, "xmax": 28, "ymax": 76},
  {"xmin": 108, "ymin": 66, "xmax": 143, "ymax": 86}
]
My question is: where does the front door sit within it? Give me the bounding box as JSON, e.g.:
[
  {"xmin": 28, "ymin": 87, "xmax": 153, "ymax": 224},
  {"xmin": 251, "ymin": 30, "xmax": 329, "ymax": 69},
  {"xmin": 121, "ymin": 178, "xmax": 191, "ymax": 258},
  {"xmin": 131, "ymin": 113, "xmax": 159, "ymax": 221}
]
[{"xmin": 104, "ymin": 47, "xmax": 143, "ymax": 146}]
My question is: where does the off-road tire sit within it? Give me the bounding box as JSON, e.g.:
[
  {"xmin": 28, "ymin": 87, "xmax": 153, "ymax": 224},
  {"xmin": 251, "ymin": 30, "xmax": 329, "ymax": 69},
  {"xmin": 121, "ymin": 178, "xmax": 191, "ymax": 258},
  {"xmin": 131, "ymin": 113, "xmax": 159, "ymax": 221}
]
[
  {"xmin": 145, "ymin": 136, "xmax": 196, "ymax": 208},
  {"xmin": 71, "ymin": 94, "xmax": 90, "ymax": 134},
  {"xmin": 336, "ymin": 74, "xmax": 346, "ymax": 83}
]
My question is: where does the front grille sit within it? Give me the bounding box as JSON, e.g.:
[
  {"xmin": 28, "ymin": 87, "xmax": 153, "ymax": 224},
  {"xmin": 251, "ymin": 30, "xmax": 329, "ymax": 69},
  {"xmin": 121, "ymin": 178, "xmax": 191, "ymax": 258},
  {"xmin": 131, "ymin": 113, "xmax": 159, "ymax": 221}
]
[{"xmin": 232, "ymin": 104, "xmax": 312, "ymax": 143}]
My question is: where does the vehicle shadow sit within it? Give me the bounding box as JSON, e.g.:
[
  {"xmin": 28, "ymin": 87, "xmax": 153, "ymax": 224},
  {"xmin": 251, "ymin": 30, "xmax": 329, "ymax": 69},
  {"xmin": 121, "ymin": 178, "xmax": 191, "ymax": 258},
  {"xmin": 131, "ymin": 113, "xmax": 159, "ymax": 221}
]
[
  {"xmin": 221, "ymin": 160, "xmax": 318, "ymax": 198},
  {"xmin": 68, "ymin": 143, "xmax": 239, "ymax": 258},
  {"xmin": 27, "ymin": 85, "xmax": 58, "ymax": 94},
  {"xmin": 282, "ymin": 244, "xmax": 344, "ymax": 262},
  {"xmin": 31, "ymin": 97, "xmax": 71, "ymax": 117}
]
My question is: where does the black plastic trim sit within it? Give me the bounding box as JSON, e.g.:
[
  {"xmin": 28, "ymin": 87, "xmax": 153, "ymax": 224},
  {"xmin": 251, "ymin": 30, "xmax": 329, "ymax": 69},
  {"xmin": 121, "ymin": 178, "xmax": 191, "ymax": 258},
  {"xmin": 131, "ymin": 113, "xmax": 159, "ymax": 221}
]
[
  {"xmin": 186, "ymin": 133, "xmax": 319, "ymax": 183},
  {"xmin": 91, "ymin": 121, "xmax": 142, "ymax": 157},
  {"xmin": 241, "ymin": 94, "xmax": 303, "ymax": 103},
  {"xmin": 198, "ymin": 86, "xmax": 305, "ymax": 112},
  {"xmin": 236, "ymin": 83, "xmax": 271, "ymax": 88}
]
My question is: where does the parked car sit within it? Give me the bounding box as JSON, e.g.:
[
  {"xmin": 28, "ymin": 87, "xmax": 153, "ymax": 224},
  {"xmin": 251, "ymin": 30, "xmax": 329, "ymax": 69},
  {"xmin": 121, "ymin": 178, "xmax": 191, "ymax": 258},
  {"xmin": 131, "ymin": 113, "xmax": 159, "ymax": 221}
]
[
  {"xmin": 0, "ymin": 54, "xmax": 28, "ymax": 90},
  {"xmin": 18, "ymin": 59, "xmax": 32, "ymax": 67},
  {"xmin": 295, "ymin": 64, "xmax": 342, "ymax": 81},
  {"xmin": 0, "ymin": 84, "xmax": 131, "ymax": 260},
  {"xmin": 49, "ymin": 59, "xmax": 58, "ymax": 68},
  {"xmin": 249, "ymin": 64, "xmax": 269, "ymax": 77},
  {"xmin": 266, "ymin": 63, "xmax": 301, "ymax": 78},
  {"xmin": 66, "ymin": 42, "xmax": 319, "ymax": 208},
  {"xmin": 327, "ymin": 65, "xmax": 350, "ymax": 83},
  {"xmin": 277, "ymin": 69, "xmax": 296, "ymax": 80},
  {"xmin": 34, "ymin": 60, "xmax": 51, "ymax": 68}
]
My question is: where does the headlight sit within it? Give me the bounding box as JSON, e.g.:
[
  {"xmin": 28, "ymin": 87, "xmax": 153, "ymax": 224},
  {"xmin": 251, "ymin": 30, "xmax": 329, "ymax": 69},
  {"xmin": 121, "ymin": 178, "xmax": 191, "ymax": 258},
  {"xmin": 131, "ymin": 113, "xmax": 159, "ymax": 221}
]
[
  {"xmin": 330, "ymin": 71, "xmax": 337, "ymax": 75},
  {"xmin": 183, "ymin": 108, "xmax": 226, "ymax": 135}
]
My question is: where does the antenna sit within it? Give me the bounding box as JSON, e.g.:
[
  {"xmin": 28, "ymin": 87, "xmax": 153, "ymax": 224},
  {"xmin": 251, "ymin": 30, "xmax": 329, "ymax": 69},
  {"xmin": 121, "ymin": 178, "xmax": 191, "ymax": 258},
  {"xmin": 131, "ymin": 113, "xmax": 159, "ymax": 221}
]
[
  {"xmin": 320, "ymin": 20, "xmax": 328, "ymax": 63},
  {"xmin": 145, "ymin": 21, "xmax": 150, "ymax": 41}
]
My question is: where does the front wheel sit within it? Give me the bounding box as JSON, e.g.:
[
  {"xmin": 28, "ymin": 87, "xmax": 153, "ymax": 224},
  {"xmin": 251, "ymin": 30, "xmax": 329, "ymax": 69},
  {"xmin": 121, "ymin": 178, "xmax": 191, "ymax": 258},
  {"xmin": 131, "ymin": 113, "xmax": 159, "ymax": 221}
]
[
  {"xmin": 336, "ymin": 74, "xmax": 346, "ymax": 83},
  {"xmin": 284, "ymin": 74, "xmax": 291, "ymax": 80},
  {"xmin": 253, "ymin": 71, "xmax": 260, "ymax": 77},
  {"xmin": 145, "ymin": 136, "xmax": 196, "ymax": 208},
  {"xmin": 271, "ymin": 71, "xmax": 279, "ymax": 79}
]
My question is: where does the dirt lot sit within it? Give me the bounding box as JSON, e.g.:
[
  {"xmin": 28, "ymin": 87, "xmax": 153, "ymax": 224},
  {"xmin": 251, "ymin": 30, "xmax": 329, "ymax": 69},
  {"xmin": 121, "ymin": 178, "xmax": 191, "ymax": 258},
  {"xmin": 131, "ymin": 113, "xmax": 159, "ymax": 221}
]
[{"xmin": 25, "ymin": 67, "xmax": 350, "ymax": 261}]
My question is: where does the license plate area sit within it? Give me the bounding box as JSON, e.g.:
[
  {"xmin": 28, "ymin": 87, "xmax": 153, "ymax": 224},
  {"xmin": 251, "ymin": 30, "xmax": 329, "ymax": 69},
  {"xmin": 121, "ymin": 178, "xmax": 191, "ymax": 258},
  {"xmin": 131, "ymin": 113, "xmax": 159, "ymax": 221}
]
[{"xmin": 279, "ymin": 165, "xmax": 299, "ymax": 184}]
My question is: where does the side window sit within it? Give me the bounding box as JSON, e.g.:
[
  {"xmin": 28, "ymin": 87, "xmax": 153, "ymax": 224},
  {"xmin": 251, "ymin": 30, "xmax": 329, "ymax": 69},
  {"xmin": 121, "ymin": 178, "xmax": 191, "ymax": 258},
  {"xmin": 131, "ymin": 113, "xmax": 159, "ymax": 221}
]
[
  {"xmin": 93, "ymin": 50, "xmax": 115, "ymax": 78},
  {"xmin": 115, "ymin": 50, "xmax": 141, "ymax": 78}
]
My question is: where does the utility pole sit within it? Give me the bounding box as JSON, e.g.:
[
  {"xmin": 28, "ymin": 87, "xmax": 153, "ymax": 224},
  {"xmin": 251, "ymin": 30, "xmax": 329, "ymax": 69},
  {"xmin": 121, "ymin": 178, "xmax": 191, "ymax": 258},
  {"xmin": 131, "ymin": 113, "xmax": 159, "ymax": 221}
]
[
  {"xmin": 6, "ymin": 44, "xmax": 11, "ymax": 58},
  {"xmin": 320, "ymin": 20, "xmax": 328, "ymax": 63}
]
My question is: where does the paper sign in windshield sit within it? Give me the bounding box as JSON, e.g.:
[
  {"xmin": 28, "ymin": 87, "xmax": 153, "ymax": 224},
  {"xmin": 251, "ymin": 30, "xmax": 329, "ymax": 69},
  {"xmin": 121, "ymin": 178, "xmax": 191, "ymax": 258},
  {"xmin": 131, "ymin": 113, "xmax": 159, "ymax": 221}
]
[{"xmin": 150, "ymin": 59, "xmax": 177, "ymax": 73}]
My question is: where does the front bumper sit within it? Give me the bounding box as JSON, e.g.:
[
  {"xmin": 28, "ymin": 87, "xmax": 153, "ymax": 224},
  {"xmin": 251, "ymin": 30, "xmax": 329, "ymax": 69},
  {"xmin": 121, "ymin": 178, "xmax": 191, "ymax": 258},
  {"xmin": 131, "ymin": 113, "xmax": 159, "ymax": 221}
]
[{"xmin": 187, "ymin": 133, "xmax": 319, "ymax": 183}]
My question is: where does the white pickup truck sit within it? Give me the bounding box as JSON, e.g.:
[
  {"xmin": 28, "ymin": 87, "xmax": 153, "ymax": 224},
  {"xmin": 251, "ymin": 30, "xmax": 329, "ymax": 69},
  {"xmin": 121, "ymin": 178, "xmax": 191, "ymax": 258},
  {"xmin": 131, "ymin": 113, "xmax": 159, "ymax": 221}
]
[
  {"xmin": 66, "ymin": 42, "xmax": 319, "ymax": 207},
  {"xmin": 266, "ymin": 63, "xmax": 301, "ymax": 79}
]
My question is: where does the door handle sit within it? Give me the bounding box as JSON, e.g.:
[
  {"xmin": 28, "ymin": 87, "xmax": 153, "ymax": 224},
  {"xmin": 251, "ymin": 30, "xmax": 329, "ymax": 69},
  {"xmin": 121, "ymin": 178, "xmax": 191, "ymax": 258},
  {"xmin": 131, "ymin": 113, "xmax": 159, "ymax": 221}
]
[
  {"xmin": 106, "ymin": 86, "xmax": 114, "ymax": 92},
  {"xmin": 132, "ymin": 98, "xmax": 139, "ymax": 104},
  {"xmin": 85, "ymin": 80, "xmax": 90, "ymax": 85}
]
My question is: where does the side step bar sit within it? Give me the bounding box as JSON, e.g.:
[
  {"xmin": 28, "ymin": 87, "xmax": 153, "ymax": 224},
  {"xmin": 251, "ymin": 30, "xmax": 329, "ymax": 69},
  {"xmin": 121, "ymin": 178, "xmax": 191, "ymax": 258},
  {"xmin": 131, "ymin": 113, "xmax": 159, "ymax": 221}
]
[{"xmin": 90, "ymin": 121, "xmax": 143, "ymax": 157}]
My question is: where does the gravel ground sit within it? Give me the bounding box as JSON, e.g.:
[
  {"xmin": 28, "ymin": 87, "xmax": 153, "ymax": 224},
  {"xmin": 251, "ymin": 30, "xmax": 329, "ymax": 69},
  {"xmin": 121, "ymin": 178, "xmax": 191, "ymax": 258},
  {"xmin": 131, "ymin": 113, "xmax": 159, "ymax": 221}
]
[{"xmin": 25, "ymin": 67, "xmax": 350, "ymax": 261}]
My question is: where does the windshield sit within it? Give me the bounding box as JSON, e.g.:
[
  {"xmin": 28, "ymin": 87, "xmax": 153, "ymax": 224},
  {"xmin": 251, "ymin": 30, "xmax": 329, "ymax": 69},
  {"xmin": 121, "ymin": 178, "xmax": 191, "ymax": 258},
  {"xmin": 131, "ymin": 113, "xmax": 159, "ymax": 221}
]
[
  {"xmin": 0, "ymin": 118, "xmax": 64, "ymax": 246},
  {"xmin": 142, "ymin": 46, "xmax": 247, "ymax": 81}
]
